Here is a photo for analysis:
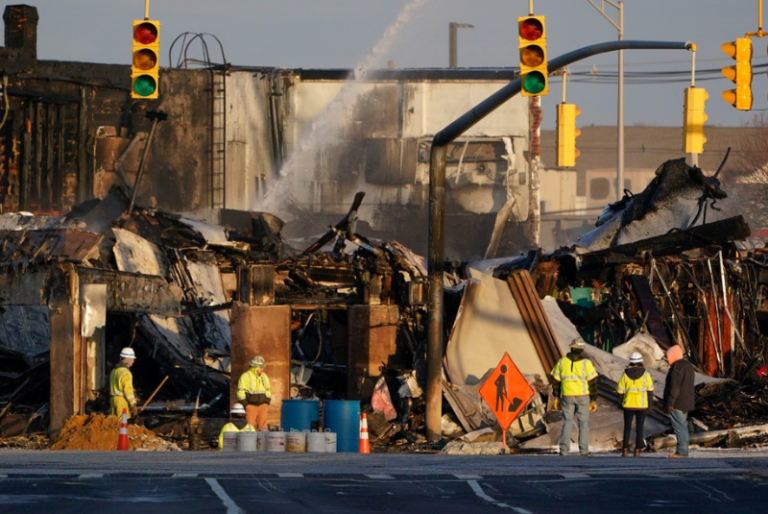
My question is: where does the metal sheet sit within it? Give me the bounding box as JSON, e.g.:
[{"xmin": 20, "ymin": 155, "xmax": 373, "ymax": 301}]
[
  {"xmin": 80, "ymin": 284, "xmax": 107, "ymax": 338},
  {"xmin": 178, "ymin": 217, "xmax": 228, "ymax": 243},
  {"xmin": 445, "ymin": 268, "xmax": 548, "ymax": 386},
  {"xmin": 184, "ymin": 257, "xmax": 231, "ymax": 352},
  {"xmin": 0, "ymin": 306, "xmax": 50, "ymax": 361},
  {"xmin": 112, "ymin": 227, "xmax": 168, "ymax": 276}
]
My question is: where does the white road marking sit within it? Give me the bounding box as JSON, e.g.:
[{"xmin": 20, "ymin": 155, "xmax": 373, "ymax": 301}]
[
  {"xmin": 277, "ymin": 473, "xmax": 303, "ymax": 478},
  {"xmin": 455, "ymin": 474, "xmax": 483, "ymax": 480},
  {"xmin": 468, "ymin": 480, "xmax": 534, "ymax": 513},
  {"xmin": 366, "ymin": 474, "xmax": 395, "ymax": 480},
  {"xmin": 205, "ymin": 478, "xmax": 244, "ymax": 514},
  {"xmin": 173, "ymin": 474, "xmax": 198, "ymax": 478},
  {"xmin": 78, "ymin": 474, "xmax": 104, "ymax": 479}
]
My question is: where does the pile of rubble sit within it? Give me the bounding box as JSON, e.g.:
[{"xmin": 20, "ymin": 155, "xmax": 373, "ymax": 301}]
[
  {"xmin": 49, "ymin": 414, "xmax": 180, "ymax": 451},
  {"xmin": 365, "ymin": 157, "xmax": 768, "ymax": 453},
  {"xmin": 4, "ymin": 154, "xmax": 768, "ymax": 455}
]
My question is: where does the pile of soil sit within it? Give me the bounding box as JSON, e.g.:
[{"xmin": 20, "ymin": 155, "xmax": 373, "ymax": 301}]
[{"xmin": 49, "ymin": 414, "xmax": 181, "ymax": 451}]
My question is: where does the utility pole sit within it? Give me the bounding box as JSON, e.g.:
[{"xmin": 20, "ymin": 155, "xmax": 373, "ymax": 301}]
[
  {"xmin": 449, "ymin": 22, "xmax": 474, "ymax": 68},
  {"xmin": 586, "ymin": 0, "xmax": 624, "ymax": 201},
  {"xmin": 527, "ymin": 97, "xmax": 542, "ymax": 247}
]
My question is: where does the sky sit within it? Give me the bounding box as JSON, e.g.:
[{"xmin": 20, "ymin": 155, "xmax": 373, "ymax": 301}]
[{"xmin": 19, "ymin": 0, "xmax": 768, "ymax": 130}]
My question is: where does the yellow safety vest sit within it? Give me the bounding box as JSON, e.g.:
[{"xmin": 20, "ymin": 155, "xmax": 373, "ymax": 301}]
[
  {"xmin": 616, "ymin": 371, "xmax": 654, "ymax": 409},
  {"xmin": 236, "ymin": 369, "xmax": 271, "ymax": 401},
  {"xmin": 551, "ymin": 356, "xmax": 598, "ymax": 396},
  {"xmin": 218, "ymin": 422, "xmax": 255, "ymax": 449},
  {"xmin": 109, "ymin": 366, "xmax": 137, "ymax": 417}
]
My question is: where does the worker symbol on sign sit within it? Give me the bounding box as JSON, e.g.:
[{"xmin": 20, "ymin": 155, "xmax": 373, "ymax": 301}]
[
  {"xmin": 494, "ymin": 365, "xmax": 523, "ymax": 413},
  {"xmin": 479, "ymin": 352, "xmax": 536, "ymax": 450}
]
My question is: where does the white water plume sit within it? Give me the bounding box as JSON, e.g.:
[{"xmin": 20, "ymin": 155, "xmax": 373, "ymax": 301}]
[{"xmin": 255, "ymin": 0, "xmax": 430, "ymax": 215}]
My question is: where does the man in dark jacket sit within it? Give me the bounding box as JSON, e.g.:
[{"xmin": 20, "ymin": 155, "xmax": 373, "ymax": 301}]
[{"xmin": 663, "ymin": 345, "xmax": 695, "ymax": 457}]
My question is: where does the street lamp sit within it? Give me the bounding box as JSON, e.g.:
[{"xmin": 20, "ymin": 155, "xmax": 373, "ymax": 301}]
[
  {"xmin": 586, "ymin": 0, "xmax": 624, "ymax": 202},
  {"xmin": 449, "ymin": 22, "xmax": 474, "ymax": 68}
]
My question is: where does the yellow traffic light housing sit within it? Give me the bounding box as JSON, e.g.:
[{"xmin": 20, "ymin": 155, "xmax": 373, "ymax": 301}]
[
  {"xmin": 682, "ymin": 87, "xmax": 708, "ymax": 154},
  {"xmin": 131, "ymin": 20, "xmax": 160, "ymax": 99},
  {"xmin": 556, "ymin": 103, "xmax": 581, "ymax": 167},
  {"xmin": 721, "ymin": 38, "xmax": 751, "ymax": 110},
  {"xmin": 518, "ymin": 15, "xmax": 548, "ymax": 97}
]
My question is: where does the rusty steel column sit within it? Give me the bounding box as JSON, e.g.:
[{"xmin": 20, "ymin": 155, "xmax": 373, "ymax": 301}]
[
  {"xmin": 230, "ymin": 303, "xmax": 291, "ymax": 428},
  {"xmin": 426, "ymin": 144, "xmax": 446, "ymax": 442}
]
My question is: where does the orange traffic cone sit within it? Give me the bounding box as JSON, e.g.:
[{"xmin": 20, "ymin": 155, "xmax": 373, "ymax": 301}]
[
  {"xmin": 117, "ymin": 409, "xmax": 129, "ymax": 451},
  {"xmin": 359, "ymin": 413, "xmax": 370, "ymax": 454}
]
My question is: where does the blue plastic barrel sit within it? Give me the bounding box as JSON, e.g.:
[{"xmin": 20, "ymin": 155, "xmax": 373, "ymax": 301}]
[
  {"xmin": 281, "ymin": 400, "xmax": 320, "ymax": 432},
  {"xmin": 322, "ymin": 400, "xmax": 360, "ymax": 453}
]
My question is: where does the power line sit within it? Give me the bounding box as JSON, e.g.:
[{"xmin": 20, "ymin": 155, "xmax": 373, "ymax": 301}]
[{"xmin": 567, "ymin": 64, "xmax": 768, "ymax": 85}]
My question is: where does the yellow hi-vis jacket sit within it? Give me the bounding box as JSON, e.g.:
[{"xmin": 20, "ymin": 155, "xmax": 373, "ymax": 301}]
[
  {"xmin": 236, "ymin": 369, "xmax": 271, "ymax": 402},
  {"xmin": 616, "ymin": 371, "xmax": 655, "ymax": 409},
  {"xmin": 218, "ymin": 422, "xmax": 255, "ymax": 450},
  {"xmin": 551, "ymin": 356, "xmax": 598, "ymax": 396},
  {"xmin": 110, "ymin": 366, "xmax": 137, "ymax": 418}
]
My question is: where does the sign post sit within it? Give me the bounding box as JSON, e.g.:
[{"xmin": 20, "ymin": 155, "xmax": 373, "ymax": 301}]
[{"xmin": 478, "ymin": 352, "xmax": 536, "ymax": 452}]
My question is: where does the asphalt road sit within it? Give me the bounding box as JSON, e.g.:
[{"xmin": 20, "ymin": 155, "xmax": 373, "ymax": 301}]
[{"xmin": 0, "ymin": 450, "xmax": 767, "ymax": 513}]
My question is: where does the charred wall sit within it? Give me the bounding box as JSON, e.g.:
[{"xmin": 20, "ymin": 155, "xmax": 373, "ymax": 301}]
[{"xmin": 0, "ymin": 6, "xmax": 211, "ymax": 215}]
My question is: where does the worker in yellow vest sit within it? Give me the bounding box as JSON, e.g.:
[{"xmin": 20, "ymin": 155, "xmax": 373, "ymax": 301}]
[
  {"xmin": 236, "ymin": 355, "xmax": 272, "ymax": 430},
  {"xmin": 551, "ymin": 337, "xmax": 598, "ymax": 456},
  {"xmin": 218, "ymin": 403, "xmax": 255, "ymax": 450},
  {"xmin": 617, "ymin": 352, "xmax": 655, "ymax": 457},
  {"xmin": 110, "ymin": 347, "xmax": 139, "ymax": 419}
]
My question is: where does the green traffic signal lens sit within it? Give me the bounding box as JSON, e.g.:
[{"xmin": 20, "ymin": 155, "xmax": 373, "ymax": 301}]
[
  {"xmin": 133, "ymin": 75, "xmax": 157, "ymax": 97},
  {"xmin": 523, "ymin": 71, "xmax": 546, "ymax": 94}
]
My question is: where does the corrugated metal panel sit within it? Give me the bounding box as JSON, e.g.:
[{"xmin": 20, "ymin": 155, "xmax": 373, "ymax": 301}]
[{"xmin": 506, "ymin": 270, "xmax": 564, "ymax": 380}]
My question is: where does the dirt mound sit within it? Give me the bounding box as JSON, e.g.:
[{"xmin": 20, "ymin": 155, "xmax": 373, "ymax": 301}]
[{"xmin": 49, "ymin": 414, "xmax": 181, "ymax": 451}]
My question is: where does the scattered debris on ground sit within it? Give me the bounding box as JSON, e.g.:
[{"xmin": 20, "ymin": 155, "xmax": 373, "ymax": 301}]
[{"xmin": 48, "ymin": 414, "xmax": 180, "ymax": 451}]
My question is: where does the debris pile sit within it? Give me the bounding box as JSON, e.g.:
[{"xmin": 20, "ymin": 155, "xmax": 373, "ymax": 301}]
[
  {"xmin": 49, "ymin": 414, "xmax": 180, "ymax": 451},
  {"xmin": 4, "ymin": 153, "xmax": 768, "ymax": 454}
]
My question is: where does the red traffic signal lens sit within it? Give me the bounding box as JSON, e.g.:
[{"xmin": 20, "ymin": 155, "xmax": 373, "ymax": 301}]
[
  {"xmin": 519, "ymin": 18, "xmax": 543, "ymax": 41},
  {"xmin": 522, "ymin": 71, "xmax": 546, "ymax": 94},
  {"xmin": 521, "ymin": 46, "xmax": 544, "ymax": 67},
  {"xmin": 133, "ymin": 49, "xmax": 158, "ymax": 70},
  {"xmin": 133, "ymin": 75, "xmax": 157, "ymax": 97},
  {"xmin": 134, "ymin": 22, "xmax": 158, "ymax": 45}
]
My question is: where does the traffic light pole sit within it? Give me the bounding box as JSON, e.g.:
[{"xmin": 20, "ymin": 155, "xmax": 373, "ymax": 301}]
[{"xmin": 424, "ymin": 39, "xmax": 692, "ymax": 442}]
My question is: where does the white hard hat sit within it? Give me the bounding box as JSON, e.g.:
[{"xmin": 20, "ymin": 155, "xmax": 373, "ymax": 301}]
[
  {"xmin": 629, "ymin": 352, "xmax": 643, "ymax": 364},
  {"xmin": 230, "ymin": 403, "xmax": 245, "ymax": 415},
  {"xmin": 570, "ymin": 337, "xmax": 586, "ymax": 349},
  {"xmin": 120, "ymin": 347, "xmax": 136, "ymax": 360},
  {"xmin": 249, "ymin": 355, "xmax": 266, "ymax": 368}
]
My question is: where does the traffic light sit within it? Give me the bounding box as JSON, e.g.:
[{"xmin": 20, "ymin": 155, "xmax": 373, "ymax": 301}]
[
  {"xmin": 518, "ymin": 15, "xmax": 548, "ymax": 97},
  {"xmin": 556, "ymin": 103, "xmax": 580, "ymax": 167},
  {"xmin": 682, "ymin": 87, "xmax": 708, "ymax": 154},
  {"xmin": 131, "ymin": 20, "xmax": 160, "ymax": 99},
  {"xmin": 721, "ymin": 38, "xmax": 751, "ymax": 110}
]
